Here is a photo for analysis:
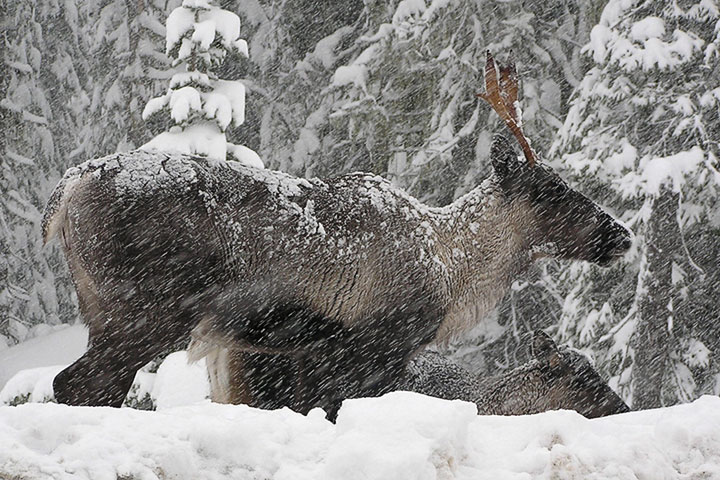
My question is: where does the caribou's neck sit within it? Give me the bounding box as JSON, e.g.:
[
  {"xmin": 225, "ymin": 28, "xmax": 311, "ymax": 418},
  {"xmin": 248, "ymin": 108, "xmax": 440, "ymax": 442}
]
[{"xmin": 430, "ymin": 178, "xmax": 535, "ymax": 344}]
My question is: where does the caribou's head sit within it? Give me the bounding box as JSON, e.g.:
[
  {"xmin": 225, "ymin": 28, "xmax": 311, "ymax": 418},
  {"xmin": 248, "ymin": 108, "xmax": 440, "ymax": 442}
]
[
  {"xmin": 480, "ymin": 52, "xmax": 632, "ymax": 266},
  {"xmin": 489, "ymin": 135, "xmax": 632, "ymax": 265},
  {"xmin": 531, "ymin": 330, "xmax": 630, "ymax": 418}
]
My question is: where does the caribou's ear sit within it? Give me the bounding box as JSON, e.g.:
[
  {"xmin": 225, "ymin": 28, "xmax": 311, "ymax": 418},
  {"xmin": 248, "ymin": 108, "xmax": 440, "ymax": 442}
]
[
  {"xmin": 490, "ymin": 134, "xmax": 524, "ymax": 181},
  {"xmin": 531, "ymin": 330, "xmax": 563, "ymax": 369}
]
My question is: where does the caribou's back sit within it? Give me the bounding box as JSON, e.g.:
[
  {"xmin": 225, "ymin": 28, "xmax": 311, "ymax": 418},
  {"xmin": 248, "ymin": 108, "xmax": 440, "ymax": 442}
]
[{"xmin": 46, "ymin": 152, "xmax": 447, "ymax": 323}]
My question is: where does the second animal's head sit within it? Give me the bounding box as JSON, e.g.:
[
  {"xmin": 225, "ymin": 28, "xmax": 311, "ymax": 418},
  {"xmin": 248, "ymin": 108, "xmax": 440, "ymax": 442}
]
[{"xmin": 530, "ymin": 330, "xmax": 630, "ymax": 418}]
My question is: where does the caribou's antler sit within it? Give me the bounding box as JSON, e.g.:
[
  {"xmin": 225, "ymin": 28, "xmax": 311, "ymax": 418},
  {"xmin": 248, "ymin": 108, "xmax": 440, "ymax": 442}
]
[{"xmin": 477, "ymin": 51, "xmax": 537, "ymax": 167}]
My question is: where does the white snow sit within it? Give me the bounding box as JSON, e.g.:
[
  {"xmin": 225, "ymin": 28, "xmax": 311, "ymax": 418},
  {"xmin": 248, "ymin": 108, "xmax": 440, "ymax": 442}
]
[
  {"xmin": 332, "ymin": 44, "xmax": 380, "ymax": 89},
  {"xmin": 392, "ymin": 0, "xmax": 427, "ymax": 26},
  {"xmin": 683, "ymin": 338, "xmax": 711, "ymax": 368},
  {"xmin": 0, "ymin": 365, "xmax": 64, "ymax": 405},
  {"xmin": 165, "ymin": 6, "xmax": 195, "ymax": 54},
  {"xmin": 169, "ymin": 86, "xmax": 202, "ymax": 123},
  {"xmin": 191, "ymin": 19, "xmax": 216, "ymax": 50},
  {"xmin": 166, "ymin": 2, "xmax": 245, "ymax": 56},
  {"xmin": 203, "ymin": 91, "xmax": 234, "ymax": 129},
  {"xmin": 204, "ymin": 8, "xmax": 241, "ymax": 49},
  {"xmin": 630, "ymin": 17, "xmax": 665, "ymax": 42},
  {"xmin": 639, "ymin": 146, "xmax": 705, "ymax": 196},
  {"xmin": 141, "ymin": 123, "xmax": 227, "ymax": 162},
  {"xmin": 1, "ymin": 393, "xmax": 719, "ymax": 480},
  {"xmin": 213, "ymin": 79, "xmax": 245, "ymax": 127},
  {"xmin": 227, "ymin": 143, "xmax": 265, "ymax": 169},
  {"xmin": 141, "ymin": 94, "xmax": 169, "ymax": 120},
  {"xmin": 327, "ymin": 392, "xmax": 475, "ymax": 480},
  {"xmin": 151, "ymin": 352, "xmax": 210, "ymax": 410},
  {"xmin": 332, "ymin": 64, "xmax": 367, "ymax": 89},
  {"xmin": 587, "ymin": 1, "xmax": 705, "ymax": 71}
]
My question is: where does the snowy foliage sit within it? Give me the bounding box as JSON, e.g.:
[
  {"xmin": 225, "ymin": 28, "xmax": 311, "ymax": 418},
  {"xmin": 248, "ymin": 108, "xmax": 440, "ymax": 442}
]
[
  {"xmin": 549, "ymin": 0, "xmax": 720, "ymax": 407},
  {"xmin": 141, "ymin": 0, "xmax": 262, "ymax": 166},
  {"xmin": 252, "ymin": 0, "xmax": 597, "ymax": 205},
  {"xmin": 0, "ymin": 0, "xmax": 86, "ymax": 344}
]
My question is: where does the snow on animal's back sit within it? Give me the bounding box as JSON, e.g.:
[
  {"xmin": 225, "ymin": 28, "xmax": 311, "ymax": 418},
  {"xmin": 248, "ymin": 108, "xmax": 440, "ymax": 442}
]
[{"xmin": 48, "ymin": 150, "xmax": 445, "ymax": 258}]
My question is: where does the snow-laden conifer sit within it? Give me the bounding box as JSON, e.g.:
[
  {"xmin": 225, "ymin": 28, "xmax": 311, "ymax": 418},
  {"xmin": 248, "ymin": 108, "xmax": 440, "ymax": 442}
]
[
  {"xmin": 141, "ymin": 0, "xmax": 263, "ymax": 168},
  {"xmin": 549, "ymin": 0, "xmax": 720, "ymax": 408},
  {"xmin": 0, "ymin": 0, "xmax": 85, "ymax": 345}
]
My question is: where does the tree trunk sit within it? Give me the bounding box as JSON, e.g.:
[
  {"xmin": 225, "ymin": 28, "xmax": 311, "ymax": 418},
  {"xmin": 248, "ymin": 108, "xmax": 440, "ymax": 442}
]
[{"xmin": 632, "ymin": 187, "xmax": 679, "ymax": 409}]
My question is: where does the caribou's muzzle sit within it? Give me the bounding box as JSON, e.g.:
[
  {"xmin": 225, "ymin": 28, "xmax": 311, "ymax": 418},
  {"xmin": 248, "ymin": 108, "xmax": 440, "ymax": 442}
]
[{"xmin": 595, "ymin": 224, "xmax": 633, "ymax": 267}]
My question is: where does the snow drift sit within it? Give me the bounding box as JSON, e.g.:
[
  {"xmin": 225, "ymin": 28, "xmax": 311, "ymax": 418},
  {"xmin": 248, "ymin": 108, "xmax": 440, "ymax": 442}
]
[{"xmin": 1, "ymin": 393, "xmax": 719, "ymax": 480}]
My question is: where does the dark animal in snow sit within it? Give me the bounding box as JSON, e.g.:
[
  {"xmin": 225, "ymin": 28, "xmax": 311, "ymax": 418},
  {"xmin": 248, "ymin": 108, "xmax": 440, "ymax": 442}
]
[
  {"xmin": 43, "ymin": 53, "xmax": 632, "ymax": 415},
  {"xmin": 403, "ymin": 331, "xmax": 630, "ymax": 418}
]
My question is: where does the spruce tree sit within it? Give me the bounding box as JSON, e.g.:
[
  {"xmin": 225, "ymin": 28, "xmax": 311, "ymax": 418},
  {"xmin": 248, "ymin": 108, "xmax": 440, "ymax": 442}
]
[
  {"xmin": 550, "ymin": 0, "xmax": 720, "ymax": 407},
  {"xmin": 0, "ymin": 0, "xmax": 85, "ymax": 344},
  {"xmin": 142, "ymin": 0, "xmax": 262, "ymax": 167}
]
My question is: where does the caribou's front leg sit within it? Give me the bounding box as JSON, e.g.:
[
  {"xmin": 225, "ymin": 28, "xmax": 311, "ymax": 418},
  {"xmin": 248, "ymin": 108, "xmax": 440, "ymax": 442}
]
[
  {"xmin": 53, "ymin": 329, "xmax": 164, "ymax": 407},
  {"xmin": 54, "ymin": 305, "xmax": 198, "ymax": 407},
  {"xmin": 54, "ymin": 343, "xmax": 141, "ymax": 407}
]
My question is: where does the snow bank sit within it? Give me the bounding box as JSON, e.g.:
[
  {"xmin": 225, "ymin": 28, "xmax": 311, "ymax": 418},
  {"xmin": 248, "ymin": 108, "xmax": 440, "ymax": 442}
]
[{"xmin": 1, "ymin": 394, "xmax": 719, "ymax": 480}]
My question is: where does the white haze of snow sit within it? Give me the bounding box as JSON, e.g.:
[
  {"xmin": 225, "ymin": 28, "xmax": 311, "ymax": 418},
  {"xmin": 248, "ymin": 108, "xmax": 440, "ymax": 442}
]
[
  {"xmin": 1, "ymin": 393, "xmax": 719, "ymax": 480},
  {"xmin": 0, "ymin": 325, "xmax": 87, "ymax": 390}
]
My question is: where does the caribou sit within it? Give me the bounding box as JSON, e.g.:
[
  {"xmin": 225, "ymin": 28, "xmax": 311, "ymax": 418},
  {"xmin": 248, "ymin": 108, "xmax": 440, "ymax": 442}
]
[
  {"xmin": 404, "ymin": 331, "xmax": 630, "ymax": 418},
  {"xmin": 43, "ymin": 52, "xmax": 632, "ymax": 417}
]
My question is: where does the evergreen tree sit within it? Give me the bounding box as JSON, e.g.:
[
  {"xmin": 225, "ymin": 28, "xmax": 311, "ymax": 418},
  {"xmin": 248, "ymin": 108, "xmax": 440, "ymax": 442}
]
[
  {"xmin": 0, "ymin": 0, "xmax": 85, "ymax": 344},
  {"xmin": 549, "ymin": 0, "xmax": 720, "ymax": 407},
  {"xmin": 254, "ymin": 0, "xmax": 601, "ymax": 205},
  {"xmin": 73, "ymin": 0, "xmax": 174, "ymax": 159},
  {"xmin": 142, "ymin": 0, "xmax": 262, "ymax": 167}
]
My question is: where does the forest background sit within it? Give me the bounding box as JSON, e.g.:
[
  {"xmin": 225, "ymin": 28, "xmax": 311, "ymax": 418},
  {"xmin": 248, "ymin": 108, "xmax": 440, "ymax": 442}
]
[{"xmin": 1, "ymin": 0, "xmax": 719, "ymax": 410}]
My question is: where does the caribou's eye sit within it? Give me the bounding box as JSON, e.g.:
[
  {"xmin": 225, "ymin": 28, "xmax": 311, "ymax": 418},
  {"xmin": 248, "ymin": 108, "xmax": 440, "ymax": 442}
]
[{"xmin": 550, "ymin": 182, "xmax": 568, "ymax": 196}]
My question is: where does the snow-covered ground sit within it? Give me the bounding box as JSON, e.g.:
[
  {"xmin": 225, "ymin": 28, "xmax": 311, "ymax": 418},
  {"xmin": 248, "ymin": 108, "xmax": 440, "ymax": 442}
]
[
  {"xmin": 2, "ymin": 326, "xmax": 719, "ymax": 479},
  {"xmin": 1, "ymin": 393, "xmax": 719, "ymax": 480}
]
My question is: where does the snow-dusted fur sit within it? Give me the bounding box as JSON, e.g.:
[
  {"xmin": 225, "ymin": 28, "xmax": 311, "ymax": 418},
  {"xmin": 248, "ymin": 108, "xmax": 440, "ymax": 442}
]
[
  {"xmin": 43, "ymin": 136, "xmax": 631, "ymax": 415},
  {"xmin": 404, "ymin": 331, "xmax": 630, "ymax": 418}
]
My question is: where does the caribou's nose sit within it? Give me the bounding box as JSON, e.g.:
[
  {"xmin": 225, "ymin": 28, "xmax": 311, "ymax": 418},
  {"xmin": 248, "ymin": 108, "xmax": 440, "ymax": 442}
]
[{"xmin": 616, "ymin": 234, "xmax": 632, "ymax": 252}]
